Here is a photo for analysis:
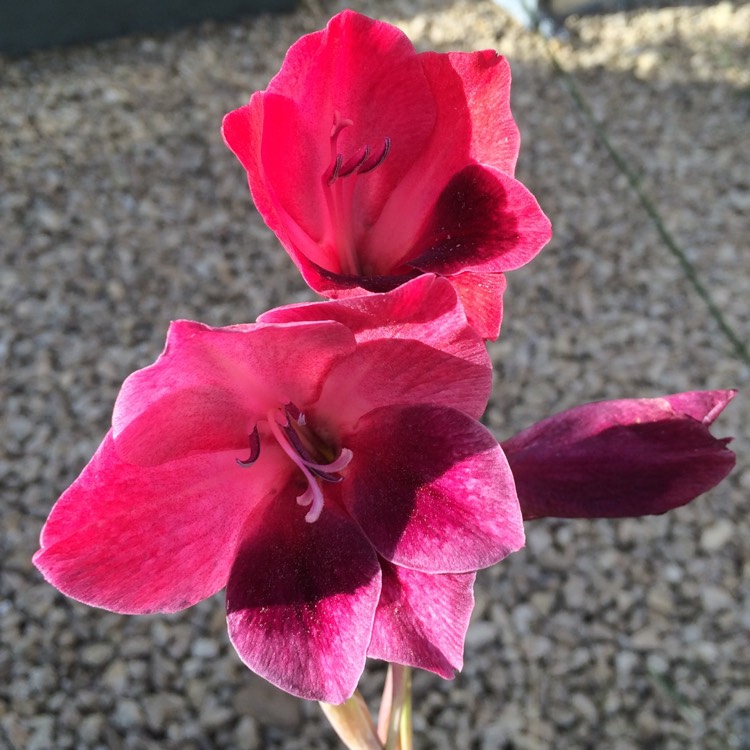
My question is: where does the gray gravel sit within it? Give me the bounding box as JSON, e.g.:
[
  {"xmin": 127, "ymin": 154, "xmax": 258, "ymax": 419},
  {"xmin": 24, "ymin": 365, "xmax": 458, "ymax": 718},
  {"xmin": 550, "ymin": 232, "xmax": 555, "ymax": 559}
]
[{"xmin": 2, "ymin": 0, "xmax": 749, "ymax": 748}]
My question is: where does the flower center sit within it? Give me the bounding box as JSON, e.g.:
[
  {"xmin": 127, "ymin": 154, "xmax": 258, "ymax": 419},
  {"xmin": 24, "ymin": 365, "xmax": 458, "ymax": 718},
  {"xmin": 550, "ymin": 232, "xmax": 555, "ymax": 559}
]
[
  {"xmin": 322, "ymin": 112, "xmax": 391, "ymax": 275},
  {"xmin": 236, "ymin": 403, "xmax": 352, "ymax": 523}
]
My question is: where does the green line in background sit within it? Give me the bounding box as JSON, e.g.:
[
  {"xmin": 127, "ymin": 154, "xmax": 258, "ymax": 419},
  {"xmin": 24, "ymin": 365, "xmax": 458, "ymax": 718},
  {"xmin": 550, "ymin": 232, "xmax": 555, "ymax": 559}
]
[{"xmin": 539, "ymin": 34, "xmax": 750, "ymax": 369}]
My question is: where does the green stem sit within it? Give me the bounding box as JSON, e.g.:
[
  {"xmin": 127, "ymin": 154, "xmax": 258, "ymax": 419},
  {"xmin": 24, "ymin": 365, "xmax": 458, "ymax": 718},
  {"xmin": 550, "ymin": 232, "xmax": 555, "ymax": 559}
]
[
  {"xmin": 384, "ymin": 664, "xmax": 412, "ymax": 750},
  {"xmin": 320, "ymin": 690, "xmax": 384, "ymax": 750},
  {"xmin": 398, "ymin": 670, "xmax": 413, "ymax": 750}
]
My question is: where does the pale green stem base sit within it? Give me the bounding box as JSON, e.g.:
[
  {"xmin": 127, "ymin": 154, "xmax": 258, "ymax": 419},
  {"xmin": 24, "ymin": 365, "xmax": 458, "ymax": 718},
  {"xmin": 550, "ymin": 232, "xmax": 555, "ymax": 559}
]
[{"xmin": 320, "ymin": 664, "xmax": 413, "ymax": 750}]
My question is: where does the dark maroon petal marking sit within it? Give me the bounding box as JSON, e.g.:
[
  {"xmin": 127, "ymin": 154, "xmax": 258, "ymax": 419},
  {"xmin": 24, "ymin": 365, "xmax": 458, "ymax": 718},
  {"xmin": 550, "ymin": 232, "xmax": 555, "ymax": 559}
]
[
  {"xmin": 342, "ymin": 404, "xmax": 522, "ymax": 572},
  {"xmin": 308, "ymin": 256, "xmax": 421, "ymax": 293},
  {"xmin": 407, "ymin": 164, "xmax": 517, "ymax": 273},
  {"xmin": 226, "ymin": 495, "xmax": 381, "ymax": 702}
]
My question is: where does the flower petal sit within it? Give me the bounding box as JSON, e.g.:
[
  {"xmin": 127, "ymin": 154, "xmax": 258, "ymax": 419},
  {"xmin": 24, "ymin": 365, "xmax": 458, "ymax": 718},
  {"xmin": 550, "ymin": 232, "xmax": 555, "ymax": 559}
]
[
  {"xmin": 449, "ymin": 271, "xmax": 507, "ymax": 340},
  {"xmin": 364, "ymin": 49, "xmax": 521, "ymax": 271},
  {"xmin": 33, "ymin": 431, "xmax": 286, "ymax": 614},
  {"xmin": 314, "ymin": 338, "xmax": 491, "ymax": 431},
  {"xmin": 502, "ymin": 390, "xmax": 737, "ymax": 519},
  {"xmin": 112, "ymin": 319, "xmax": 355, "ymax": 466},
  {"xmin": 260, "ymin": 276, "xmax": 492, "ymax": 420},
  {"xmin": 407, "ymin": 164, "xmax": 552, "ymax": 277},
  {"xmin": 421, "ymin": 50, "xmax": 520, "ymax": 174},
  {"xmin": 226, "ymin": 493, "xmax": 381, "ymax": 703},
  {"xmin": 221, "ymin": 95, "xmax": 283, "ymax": 242},
  {"xmin": 367, "ymin": 561, "xmax": 475, "ymax": 679},
  {"xmin": 260, "ymin": 275, "xmax": 483, "ymax": 353},
  {"xmin": 342, "ymin": 405, "xmax": 524, "ymax": 573}
]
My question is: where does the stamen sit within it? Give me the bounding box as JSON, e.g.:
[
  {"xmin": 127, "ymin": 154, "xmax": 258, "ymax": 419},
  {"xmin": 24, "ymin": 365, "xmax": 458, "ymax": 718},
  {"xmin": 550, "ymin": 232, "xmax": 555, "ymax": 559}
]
[
  {"xmin": 338, "ymin": 146, "xmax": 370, "ymax": 179},
  {"xmin": 306, "ymin": 448, "xmax": 353, "ymax": 475},
  {"xmin": 284, "ymin": 402, "xmax": 302, "ymax": 423},
  {"xmin": 236, "ymin": 426, "xmax": 261, "ymax": 467},
  {"xmin": 266, "ymin": 409, "xmax": 345, "ymax": 524},
  {"xmin": 327, "ymin": 154, "xmax": 343, "ymax": 186},
  {"xmin": 326, "ymin": 136, "xmax": 391, "ymax": 186},
  {"xmin": 359, "ymin": 137, "xmax": 391, "ymax": 174}
]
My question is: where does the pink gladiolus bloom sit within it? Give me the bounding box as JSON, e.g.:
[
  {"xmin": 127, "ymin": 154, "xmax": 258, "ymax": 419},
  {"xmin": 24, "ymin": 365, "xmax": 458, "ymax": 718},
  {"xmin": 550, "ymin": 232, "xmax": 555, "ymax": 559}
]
[
  {"xmin": 502, "ymin": 390, "xmax": 736, "ymax": 520},
  {"xmin": 33, "ymin": 276, "xmax": 524, "ymax": 703},
  {"xmin": 222, "ymin": 10, "xmax": 552, "ymax": 339}
]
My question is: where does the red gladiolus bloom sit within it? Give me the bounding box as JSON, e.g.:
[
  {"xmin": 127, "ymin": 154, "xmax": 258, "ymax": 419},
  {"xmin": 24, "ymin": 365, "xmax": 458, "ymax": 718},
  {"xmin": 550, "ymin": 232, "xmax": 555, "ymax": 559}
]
[
  {"xmin": 503, "ymin": 390, "xmax": 736, "ymax": 520},
  {"xmin": 222, "ymin": 10, "xmax": 552, "ymax": 339},
  {"xmin": 33, "ymin": 277, "xmax": 524, "ymax": 703}
]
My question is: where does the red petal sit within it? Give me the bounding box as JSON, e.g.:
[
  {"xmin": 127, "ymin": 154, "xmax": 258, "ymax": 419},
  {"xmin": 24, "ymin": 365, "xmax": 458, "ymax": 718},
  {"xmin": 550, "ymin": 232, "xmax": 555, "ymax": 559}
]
[
  {"xmin": 33, "ymin": 431, "xmax": 286, "ymax": 614},
  {"xmin": 221, "ymin": 96, "xmax": 282, "ymax": 240},
  {"xmin": 368, "ymin": 561, "xmax": 475, "ymax": 679},
  {"xmin": 226, "ymin": 494, "xmax": 381, "ymax": 703},
  {"xmin": 112, "ymin": 319, "xmax": 355, "ymax": 466},
  {"xmin": 503, "ymin": 391, "xmax": 737, "ymax": 519},
  {"xmin": 342, "ymin": 405, "xmax": 524, "ymax": 573},
  {"xmin": 365, "ymin": 49, "xmax": 521, "ymax": 268},
  {"xmin": 422, "ymin": 50, "xmax": 520, "ymax": 174},
  {"xmin": 314, "ymin": 338, "xmax": 491, "ymax": 430},
  {"xmin": 261, "ymin": 277, "xmax": 492, "ymax": 421},
  {"xmin": 450, "ymin": 271, "xmax": 506, "ymax": 340}
]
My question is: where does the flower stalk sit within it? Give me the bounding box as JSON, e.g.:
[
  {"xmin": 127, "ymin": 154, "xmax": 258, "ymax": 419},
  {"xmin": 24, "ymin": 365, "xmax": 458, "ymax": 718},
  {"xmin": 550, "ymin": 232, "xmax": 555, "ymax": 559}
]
[
  {"xmin": 319, "ymin": 691, "xmax": 384, "ymax": 750},
  {"xmin": 321, "ymin": 663, "xmax": 413, "ymax": 750},
  {"xmin": 378, "ymin": 664, "xmax": 413, "ymax": 750}
]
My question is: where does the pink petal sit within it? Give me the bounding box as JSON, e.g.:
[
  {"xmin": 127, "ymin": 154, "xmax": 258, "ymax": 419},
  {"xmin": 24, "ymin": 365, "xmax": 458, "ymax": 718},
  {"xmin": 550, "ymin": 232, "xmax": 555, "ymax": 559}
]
[
  {"xmin": 112, "ymin": 319, "xmax": 355, "ymax": 466},
  {"xmin": 260, "ymin": 277, "xmax": 492, "ymax": 420},
  {"xmin": 407, "ymin": 164, "xmax": 552, "ymax": 277},
  {"xmin": 33, "ymin": 431, "xmax": 287, "ymax": 614},
  {"xmin": 314, "ymin": 338, "xmax": 491, "ymax": 431},
  {"xmin": 342, "ymin": 405, "xmax": 524, "ymax": 573},
  {"xmin": 260, "ymin": 275, "xmax": 470, "ymax": 349},
  {"xmin": 226, "ymin": 494, "xmax": 381, "ymax": 703},
  {"xmin": 367, "ymin": 561, "xmax": 475, "ymax": 679},
  {"xmin": 502, "ymin": 390, "xmax": 737, "ymax": 519},
  {"xmin": 450, "ymin": 271, "xmax": 507, "ymax": 340}
]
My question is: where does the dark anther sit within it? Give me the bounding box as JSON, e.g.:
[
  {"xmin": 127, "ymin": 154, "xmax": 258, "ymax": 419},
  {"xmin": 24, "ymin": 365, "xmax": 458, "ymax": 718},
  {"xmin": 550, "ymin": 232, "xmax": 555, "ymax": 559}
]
[
  {"xmin": 327, "ymin": 154, "xmax": 343, "ymax": 186},
  {"xmin": 360, "ymin": 137, "xmax": 391, "ymax": 174},
  {"xmin": 281, "ymin": 420, "xmax": 315, "ymax": 464},
  {"xmin": 280, "ymin": 407, "xmax": 343, "ymax": 483},
  {"xmin": 338, "ymin": 145, "xmax": 371, "ymax": 179},
  {"xmin": 327, "ymin": 137, "xmax": 391, "ymax": 186},
  {"xmin": 236, "ymin": 426, "xmax": 261, "ymax": 467},
  {"xmin": 284, "ymin": 402, "xmax": 303, "ymax": 424}
]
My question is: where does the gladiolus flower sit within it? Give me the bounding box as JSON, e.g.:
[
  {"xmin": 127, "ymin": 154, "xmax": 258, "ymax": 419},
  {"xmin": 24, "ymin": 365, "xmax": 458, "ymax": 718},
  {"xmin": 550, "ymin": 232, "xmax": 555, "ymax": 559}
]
[
  {"xmin": 222, "ymin": 10, "xmax": 552, "ymax": 339},
  {"xmin": 502, "ymin": 390, "xmax": 736, "ymax": 519},
  {"xmin": 33, "ymin": 276, "xmax": 524, "ymax": 703}
]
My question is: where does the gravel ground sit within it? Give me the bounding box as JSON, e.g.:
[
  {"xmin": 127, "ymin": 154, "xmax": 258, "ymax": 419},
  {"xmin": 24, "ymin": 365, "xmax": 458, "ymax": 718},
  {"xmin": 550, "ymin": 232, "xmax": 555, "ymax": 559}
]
[{"xmin": 2, "ymin": 0, "xmax": 748, "ymax": 748}]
